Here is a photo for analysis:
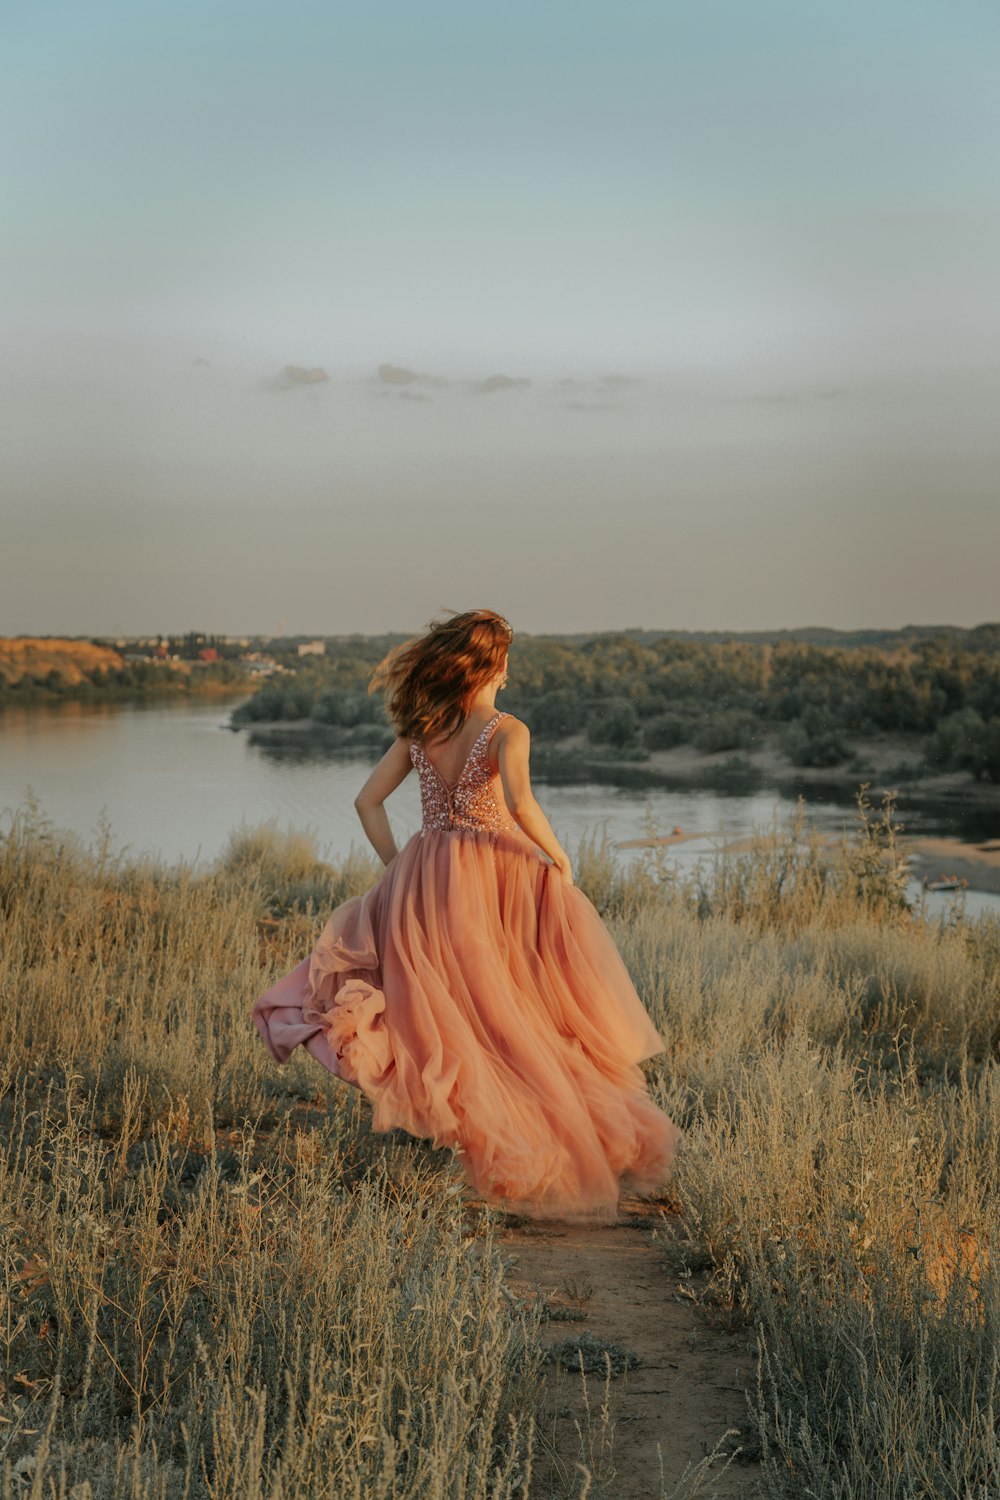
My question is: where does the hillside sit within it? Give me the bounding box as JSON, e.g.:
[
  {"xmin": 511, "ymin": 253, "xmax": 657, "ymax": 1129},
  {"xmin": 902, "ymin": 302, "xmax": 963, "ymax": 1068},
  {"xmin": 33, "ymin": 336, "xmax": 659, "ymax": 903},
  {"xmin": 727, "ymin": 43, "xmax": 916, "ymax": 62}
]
[{"xmin": 0, "ymin": 637, "xmax": 125, "ymax": 687}]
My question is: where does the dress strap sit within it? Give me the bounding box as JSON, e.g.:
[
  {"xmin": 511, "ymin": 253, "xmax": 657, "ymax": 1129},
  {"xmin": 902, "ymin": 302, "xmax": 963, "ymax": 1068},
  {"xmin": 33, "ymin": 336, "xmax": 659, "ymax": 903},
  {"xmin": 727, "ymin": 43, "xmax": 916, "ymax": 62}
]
[
  {"xmin": 482, "ymin": 711, "xmax": 509, "ymax": 765},
  {"xmin": 483, "ymin": 710, "xmax": 508, "ymax": 747}
]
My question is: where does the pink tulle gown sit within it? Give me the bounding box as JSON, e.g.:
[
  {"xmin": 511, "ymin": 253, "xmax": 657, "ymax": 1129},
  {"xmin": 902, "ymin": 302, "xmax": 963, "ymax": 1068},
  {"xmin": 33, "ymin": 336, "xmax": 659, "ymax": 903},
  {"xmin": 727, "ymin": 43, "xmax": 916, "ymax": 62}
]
[{"xmin": 252, "ymin": 709, "xmax": 681, "ymax": 1222}]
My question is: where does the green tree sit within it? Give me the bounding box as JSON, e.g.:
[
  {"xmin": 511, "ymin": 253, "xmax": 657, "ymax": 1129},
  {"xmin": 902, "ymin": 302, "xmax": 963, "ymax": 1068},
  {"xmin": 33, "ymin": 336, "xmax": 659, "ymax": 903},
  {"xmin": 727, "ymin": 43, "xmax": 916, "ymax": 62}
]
[
  {"xmin": 586, "ymin": 698, "xmax": 639, "ymax": 747},
  {"xmin": 641, "ymin": 712, "xmax": 693, "ymax": 750}
]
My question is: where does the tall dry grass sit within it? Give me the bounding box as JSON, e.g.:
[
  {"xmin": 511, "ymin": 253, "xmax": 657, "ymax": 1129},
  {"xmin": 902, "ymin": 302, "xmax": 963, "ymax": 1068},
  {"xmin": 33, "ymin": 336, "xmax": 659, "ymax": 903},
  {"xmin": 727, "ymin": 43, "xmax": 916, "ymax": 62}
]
[
  {"xmin": 0, "ymin": 796, "xmax": 548, "ymax": 1499},
  {"xmin": 597, "ymin": 787, "xmax": 1000, "ymax": 1498},
  {"xmin": 3, "ymin": 782, "xmax": 999, "ymax": 1497}
]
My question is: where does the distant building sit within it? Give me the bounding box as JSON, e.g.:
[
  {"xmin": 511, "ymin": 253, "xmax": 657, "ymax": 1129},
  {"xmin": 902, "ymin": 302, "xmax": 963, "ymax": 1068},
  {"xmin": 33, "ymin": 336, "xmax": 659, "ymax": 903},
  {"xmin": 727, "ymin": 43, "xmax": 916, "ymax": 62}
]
[
  {"xmin": 297, "ymin": 640, "xmax": 326, "ymax": 657},
  {"xmin": 198, "ymin": 647, "xmax": 219, "ymax": 662},
  {"xmin": 242, "ymin": 655, "xmax": 282, "ymax": 677}
]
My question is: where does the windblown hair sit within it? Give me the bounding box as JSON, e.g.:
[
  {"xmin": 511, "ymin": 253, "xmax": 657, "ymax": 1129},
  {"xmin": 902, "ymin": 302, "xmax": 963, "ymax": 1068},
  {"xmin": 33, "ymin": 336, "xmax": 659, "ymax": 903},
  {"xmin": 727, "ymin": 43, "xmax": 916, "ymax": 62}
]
[{"xmin": 369, "ymin": 608, "xmax": 513, "ymax": 742}]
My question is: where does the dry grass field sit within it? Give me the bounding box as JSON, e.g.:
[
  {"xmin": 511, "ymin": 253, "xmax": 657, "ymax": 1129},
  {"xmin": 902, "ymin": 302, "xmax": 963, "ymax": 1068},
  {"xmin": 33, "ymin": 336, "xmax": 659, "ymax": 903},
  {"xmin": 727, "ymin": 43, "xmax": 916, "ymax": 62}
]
[
  {"xmin": 0, "ymin": 640, "xmax": 126, "ymax": 688},
  {"xmin": 2, "ymin": 786, "xmax": 998, "ymax": 1498}
]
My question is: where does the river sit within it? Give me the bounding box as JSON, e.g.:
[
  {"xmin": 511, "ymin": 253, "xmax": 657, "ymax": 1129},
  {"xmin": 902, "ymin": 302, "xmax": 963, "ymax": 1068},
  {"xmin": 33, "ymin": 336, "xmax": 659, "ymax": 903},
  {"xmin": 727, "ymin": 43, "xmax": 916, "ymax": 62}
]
[{"xmin": 2, "ymin": 693, "xmax": 998, "ymax": 918}]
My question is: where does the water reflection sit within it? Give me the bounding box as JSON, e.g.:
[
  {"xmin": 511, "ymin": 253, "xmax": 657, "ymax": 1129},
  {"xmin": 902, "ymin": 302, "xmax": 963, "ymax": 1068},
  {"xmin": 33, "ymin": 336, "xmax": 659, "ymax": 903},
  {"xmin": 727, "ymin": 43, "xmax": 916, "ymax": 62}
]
[{"xmin": 1, "ymin": 694, "xmax": 998, "ymax": 920}]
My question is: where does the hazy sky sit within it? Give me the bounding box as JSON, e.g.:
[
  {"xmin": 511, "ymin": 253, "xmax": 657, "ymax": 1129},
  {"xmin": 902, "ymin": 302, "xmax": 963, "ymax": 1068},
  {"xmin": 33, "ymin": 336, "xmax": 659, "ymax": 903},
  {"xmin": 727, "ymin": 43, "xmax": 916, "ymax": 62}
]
[{"xmin": 2, "ymin": 0, "xmax": 998, "ymax": 635}]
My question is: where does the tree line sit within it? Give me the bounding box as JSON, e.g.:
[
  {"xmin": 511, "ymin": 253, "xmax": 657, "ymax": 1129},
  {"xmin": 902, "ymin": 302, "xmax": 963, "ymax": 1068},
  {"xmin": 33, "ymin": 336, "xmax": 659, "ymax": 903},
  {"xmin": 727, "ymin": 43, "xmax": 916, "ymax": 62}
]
[
  {"xmin": 231, "ymin": 625, "xmax": 1000, "ymax": 783},
  {"xmin": 0, "ymin": 657, "xmax": 251, "ymax": 700}
]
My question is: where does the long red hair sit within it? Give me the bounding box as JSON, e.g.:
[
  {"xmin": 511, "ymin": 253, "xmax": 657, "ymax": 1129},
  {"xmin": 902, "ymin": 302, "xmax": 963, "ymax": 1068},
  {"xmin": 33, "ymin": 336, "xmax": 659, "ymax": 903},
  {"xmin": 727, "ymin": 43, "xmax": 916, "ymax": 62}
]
[{"xmin": 369, "ymin": 607, "xmax": 513, "ymax": 742}]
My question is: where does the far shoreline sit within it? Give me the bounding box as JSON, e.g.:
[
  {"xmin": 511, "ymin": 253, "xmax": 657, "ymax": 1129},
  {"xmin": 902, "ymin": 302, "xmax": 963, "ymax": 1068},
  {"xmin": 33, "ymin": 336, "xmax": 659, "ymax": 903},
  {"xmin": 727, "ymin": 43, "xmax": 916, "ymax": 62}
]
[
  {"xmin": 236, "ymin": 718, "xmax": 1000, "ymax": 807},
  {"xmin": 237, "ymin": 719, "xmax": 1000, "ymax": 897}
]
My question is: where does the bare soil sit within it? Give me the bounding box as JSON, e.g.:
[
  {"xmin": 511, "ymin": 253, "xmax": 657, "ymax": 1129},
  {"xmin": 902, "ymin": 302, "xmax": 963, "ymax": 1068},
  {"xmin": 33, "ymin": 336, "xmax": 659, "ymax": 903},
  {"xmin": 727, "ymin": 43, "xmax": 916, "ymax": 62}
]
[{"xmin": 468, "ymin": 1193, "xmax": 762, "ymax": 1500}]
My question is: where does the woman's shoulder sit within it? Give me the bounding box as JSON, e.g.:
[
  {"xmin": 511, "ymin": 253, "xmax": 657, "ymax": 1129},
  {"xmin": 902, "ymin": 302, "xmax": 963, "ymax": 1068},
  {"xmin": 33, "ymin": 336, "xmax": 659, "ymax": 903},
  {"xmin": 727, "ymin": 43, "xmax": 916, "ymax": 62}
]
[
  {"xmin": 495, "ymin": 711, "xmax": 528, "ymax": 739},
  {"xmin": 488, "ymin": 712, "xmax": 526, "ymax": 772}
]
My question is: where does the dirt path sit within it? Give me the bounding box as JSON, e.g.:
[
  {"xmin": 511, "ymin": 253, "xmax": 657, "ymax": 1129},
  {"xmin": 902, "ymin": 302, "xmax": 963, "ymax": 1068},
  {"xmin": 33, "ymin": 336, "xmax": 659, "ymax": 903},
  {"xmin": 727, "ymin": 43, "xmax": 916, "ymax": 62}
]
[{"xmin": 470, "ymin": 1193, "xmax": 762, "ymax": 1500}]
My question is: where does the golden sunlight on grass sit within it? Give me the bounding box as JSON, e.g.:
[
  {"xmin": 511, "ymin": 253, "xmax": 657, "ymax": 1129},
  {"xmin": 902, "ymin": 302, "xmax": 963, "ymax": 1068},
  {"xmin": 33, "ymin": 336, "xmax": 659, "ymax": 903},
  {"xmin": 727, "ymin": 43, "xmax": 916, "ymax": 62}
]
[{"xmin": 1, "ymin": 785, "xmax": 998, "ymax": 1497}]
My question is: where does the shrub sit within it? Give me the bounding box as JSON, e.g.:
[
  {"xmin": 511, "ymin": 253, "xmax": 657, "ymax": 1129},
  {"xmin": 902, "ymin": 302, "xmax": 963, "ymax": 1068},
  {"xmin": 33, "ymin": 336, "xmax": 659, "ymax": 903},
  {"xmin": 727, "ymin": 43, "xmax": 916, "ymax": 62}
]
[
  {"xmin": 585, "ymin": 697, "xmax": 640, "ymax": 747},
  {"xmin": 641, "ymin": 711, "xmax": 694, "ymax": 750},
  {"xmin": 780, "ymin": 716, "xmax": 852, "ymax": 767},
  {"xmin": 923, "ymin": 709, "xmax": 1000, "ymax": 782},
  {"xmin": 692, "ymin": 710, "xmax": 760, "ymax": 754},
  {"xmin": 527, "ymin": 689, "xmax": 586, "ymax": 738}
]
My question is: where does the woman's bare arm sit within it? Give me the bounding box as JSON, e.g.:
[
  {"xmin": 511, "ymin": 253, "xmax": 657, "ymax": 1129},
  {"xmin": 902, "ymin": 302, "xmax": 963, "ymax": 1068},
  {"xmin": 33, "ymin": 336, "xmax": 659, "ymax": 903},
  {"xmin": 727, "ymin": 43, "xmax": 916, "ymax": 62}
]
[
  {"xmin": 496, "ymin": 720, "xmax": 573, "ymax": 882},
  {"xmin": 353, "ymin": 736, "xmax": 412, "ymax": 866}
]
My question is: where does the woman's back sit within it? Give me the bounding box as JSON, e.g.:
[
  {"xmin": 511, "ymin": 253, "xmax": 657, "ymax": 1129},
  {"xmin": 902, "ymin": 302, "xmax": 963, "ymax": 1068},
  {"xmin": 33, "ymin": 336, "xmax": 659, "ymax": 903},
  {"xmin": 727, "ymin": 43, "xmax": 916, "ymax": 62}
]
[{"xmin": 410, "ymin": 709, "xmax": 521, "ymax": 835}]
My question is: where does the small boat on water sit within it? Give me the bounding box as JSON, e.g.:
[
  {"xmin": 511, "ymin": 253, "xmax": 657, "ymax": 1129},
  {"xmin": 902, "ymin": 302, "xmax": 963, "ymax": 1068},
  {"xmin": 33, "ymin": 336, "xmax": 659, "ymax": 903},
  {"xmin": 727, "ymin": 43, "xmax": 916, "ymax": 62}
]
[{"xmin": 922, "ymin": 874, "xmax": 968, "ymax": 892}]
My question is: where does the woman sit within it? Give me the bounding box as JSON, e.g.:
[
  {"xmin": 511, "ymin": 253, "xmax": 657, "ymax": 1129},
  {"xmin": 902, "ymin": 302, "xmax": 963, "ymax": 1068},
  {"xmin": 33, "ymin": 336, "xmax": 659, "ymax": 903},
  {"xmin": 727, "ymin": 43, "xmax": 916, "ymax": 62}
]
[{"xmin": 253, "ymin": 608, "xmax": 680, "ymax": 1222}]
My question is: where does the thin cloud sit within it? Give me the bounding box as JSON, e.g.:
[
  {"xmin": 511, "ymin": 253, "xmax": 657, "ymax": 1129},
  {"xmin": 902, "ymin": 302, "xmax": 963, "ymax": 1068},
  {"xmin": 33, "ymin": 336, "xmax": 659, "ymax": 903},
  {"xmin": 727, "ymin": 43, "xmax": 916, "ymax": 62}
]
[
  {"xmin": 283, "ymin": 365, "xmax": 329, "ymax": 384},
  {"xmin": 377, "ymin": 363, "xmax": 420, "ymax": 385},
  {"xmin": 474, "ymin": 374, "xmax": 531, "ymax": 394}
]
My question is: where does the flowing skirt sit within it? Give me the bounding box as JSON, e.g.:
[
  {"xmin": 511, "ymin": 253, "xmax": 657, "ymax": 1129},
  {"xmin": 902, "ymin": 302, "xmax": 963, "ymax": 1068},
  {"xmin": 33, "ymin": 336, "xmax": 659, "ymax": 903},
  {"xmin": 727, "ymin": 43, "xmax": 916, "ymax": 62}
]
[{"xmin": 252, "ymin": 824, "xmax": 681, "ymax": 1222}]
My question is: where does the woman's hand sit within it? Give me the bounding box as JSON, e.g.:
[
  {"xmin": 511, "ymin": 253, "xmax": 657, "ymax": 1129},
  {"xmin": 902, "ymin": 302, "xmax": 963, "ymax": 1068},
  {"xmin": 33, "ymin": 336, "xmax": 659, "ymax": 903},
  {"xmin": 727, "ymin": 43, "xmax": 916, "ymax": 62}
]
[{"xmin": 553, "ymin": 854, "xmax": 575, "ymax": 886}]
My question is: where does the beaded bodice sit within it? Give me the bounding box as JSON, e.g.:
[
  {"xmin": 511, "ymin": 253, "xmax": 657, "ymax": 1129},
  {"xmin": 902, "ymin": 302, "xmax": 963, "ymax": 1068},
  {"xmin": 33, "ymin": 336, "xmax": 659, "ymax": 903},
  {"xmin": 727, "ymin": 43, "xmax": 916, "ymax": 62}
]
[{"xmin": 410, "ymin": 711, "xmax": 520, "ymax": 835}]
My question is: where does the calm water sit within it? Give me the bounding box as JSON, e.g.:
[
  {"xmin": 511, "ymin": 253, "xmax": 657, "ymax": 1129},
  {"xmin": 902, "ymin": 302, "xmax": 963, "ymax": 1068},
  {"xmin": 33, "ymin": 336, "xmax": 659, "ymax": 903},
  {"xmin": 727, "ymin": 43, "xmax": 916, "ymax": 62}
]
[{"xmin": 2, "ymin": 693, "xmax": 999, "ymax": 917}]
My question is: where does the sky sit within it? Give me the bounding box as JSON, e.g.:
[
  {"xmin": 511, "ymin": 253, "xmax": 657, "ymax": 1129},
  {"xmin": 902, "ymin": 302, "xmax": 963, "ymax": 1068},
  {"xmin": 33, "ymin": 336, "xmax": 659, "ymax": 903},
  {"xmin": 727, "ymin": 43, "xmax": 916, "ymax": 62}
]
[{"xmin": 2, "ymin": 0, "xmax": 998, "ymax": 636}]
